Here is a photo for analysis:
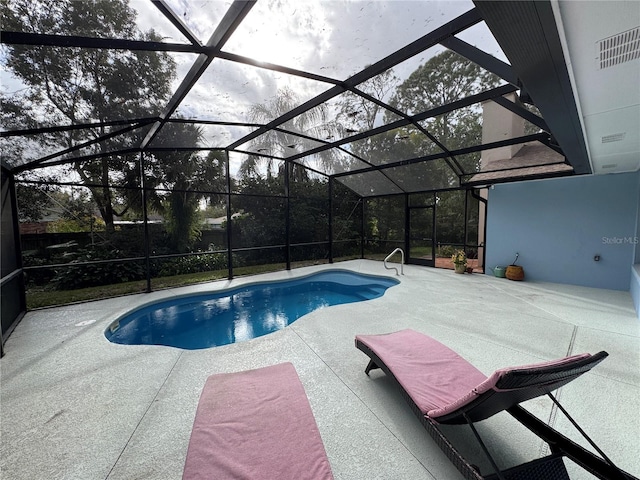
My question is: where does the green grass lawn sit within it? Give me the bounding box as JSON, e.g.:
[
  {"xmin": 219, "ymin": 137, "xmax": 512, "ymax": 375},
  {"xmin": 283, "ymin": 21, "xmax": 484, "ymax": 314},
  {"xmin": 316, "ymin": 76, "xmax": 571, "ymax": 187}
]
[{"xmin": 25, "ymin": 258, "xmax": 357, "ymax": 309}]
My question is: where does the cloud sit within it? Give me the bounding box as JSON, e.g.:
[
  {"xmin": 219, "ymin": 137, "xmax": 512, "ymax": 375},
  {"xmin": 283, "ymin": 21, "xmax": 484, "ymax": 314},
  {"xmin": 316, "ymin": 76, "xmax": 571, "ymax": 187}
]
[
  {"xmin": 4, "ymin": 0, "xmax": 503, "ymax": 153},
  {"xmin": 157, "ymin": 1, "xmax": 484, "ymax": 121}
]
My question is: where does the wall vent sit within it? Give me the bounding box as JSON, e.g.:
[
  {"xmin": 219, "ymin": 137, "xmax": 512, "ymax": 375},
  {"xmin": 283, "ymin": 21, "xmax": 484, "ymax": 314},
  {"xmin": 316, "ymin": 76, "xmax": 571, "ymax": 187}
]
[
  {"xmin": 601, "ymin": 132, "xmax": 626, "ymax": 143},
  {"xmin": 597, "ymin": 26, "xmax": 640, "ymax": 69}
]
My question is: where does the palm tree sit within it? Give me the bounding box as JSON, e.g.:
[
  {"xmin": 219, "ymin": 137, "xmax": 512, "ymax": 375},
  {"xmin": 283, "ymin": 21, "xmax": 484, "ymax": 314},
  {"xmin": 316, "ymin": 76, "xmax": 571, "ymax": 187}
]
[{"xmin": 242, "ymin": 87, "xmax": 343, "ymax": 182}]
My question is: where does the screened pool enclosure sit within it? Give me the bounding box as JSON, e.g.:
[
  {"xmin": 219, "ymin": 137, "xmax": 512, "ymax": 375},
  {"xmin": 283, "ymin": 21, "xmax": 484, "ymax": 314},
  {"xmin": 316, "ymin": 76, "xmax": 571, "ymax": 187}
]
[{"xmin": 1, "ymin": 0, "xmax": 587, "ymax": 351}]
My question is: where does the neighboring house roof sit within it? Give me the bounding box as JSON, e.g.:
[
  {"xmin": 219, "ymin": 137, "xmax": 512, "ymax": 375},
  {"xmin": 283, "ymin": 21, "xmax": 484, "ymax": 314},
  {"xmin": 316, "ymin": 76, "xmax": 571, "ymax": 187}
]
[
  {"xmin": 203, "ymin": 213, "xmax": 241, "ymax": 229},
  {"xmin": 467, "ymin": 142, "xmax": 573, "ymax": 186}
]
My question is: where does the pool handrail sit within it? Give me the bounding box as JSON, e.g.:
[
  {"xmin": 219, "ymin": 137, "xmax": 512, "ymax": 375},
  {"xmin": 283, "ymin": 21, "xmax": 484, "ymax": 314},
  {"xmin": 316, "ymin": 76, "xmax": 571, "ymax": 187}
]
[{"xmin": 384, "ymin": 248, "xmax": 404, "ymax": 275}]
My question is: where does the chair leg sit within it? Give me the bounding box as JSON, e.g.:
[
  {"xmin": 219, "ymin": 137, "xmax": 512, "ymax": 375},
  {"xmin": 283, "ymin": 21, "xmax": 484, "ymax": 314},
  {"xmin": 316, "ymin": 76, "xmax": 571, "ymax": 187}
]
[{"xmin": 365, "ymin": 360, "xmax": 380, "ymax": 375}]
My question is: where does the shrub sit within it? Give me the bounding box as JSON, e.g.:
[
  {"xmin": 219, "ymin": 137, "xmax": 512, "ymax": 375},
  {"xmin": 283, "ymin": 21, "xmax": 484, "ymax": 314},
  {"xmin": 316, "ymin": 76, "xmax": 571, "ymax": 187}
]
[
  {"xmin": 156, "ymin": 253, "xmax": 227, "ymax": 276},
  {"xmin": 22, "ymin": 255, "xmax": 56, "ymax": 286},
  {"xmin": 436, "ymin": 244, "xmax": 456, "ymax": 258},
  {"xmin": 51, "ymin": 245, "xmax": 145, "ymax": 290}
]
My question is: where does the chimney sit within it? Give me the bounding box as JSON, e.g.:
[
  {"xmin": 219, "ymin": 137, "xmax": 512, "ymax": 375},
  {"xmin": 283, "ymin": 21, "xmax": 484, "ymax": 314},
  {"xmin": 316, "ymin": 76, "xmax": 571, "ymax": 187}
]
[{"xmin": 480, "ymin": 92, "xmax": 525, "ymax": 168}]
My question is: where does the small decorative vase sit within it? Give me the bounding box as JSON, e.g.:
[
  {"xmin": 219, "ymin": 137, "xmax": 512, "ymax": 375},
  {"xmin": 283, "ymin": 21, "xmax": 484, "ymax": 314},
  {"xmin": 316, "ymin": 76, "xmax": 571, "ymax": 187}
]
[
  {"xmin": 493, "ymin": 266, "xmax": 506, "ymax": 278},
  {"xmin": 454, "ymin": 264, "xmax": 466, "ymax": 274},
  {"xmin": 506, "ymin": 265, "xmax": 524, "ymax": 281}
]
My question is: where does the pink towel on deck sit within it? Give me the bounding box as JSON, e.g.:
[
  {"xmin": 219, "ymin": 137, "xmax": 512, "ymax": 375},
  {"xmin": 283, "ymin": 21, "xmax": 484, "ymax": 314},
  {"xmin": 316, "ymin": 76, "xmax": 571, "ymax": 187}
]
[{"xmin": 183, "ymin": 362, "xmax": 334, "ymax": 480}]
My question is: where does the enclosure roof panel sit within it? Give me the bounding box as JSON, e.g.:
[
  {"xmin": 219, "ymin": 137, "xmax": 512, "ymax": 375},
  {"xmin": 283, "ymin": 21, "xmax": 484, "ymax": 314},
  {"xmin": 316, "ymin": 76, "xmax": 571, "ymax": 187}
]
[
  {"xmin": 222, "ymin": 0, "xmax": 475, "ymax": 80},
  {"xmin": 0, "ymin": 0, "xmax": 589, "ymax": 194}
]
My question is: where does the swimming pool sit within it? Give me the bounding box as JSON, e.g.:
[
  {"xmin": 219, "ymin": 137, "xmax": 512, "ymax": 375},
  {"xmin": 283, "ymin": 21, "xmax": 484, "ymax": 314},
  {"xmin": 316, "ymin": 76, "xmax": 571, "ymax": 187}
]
[{"xmin": 104, "ymin": 270, "xmax": 399, "ymax": 350}]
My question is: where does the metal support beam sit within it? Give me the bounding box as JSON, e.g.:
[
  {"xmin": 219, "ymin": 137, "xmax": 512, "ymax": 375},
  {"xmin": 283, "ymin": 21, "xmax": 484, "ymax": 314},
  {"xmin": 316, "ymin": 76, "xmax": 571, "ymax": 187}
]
[
  {"xmin": 225, "ymin": 150, "xmax": 233, "ymax": 280},
  {"xmin": 347, "ymin": 8, "xmax": 483, "ymax": 88},
  {"xmin": 217, "ymin": 50, "xmax": 340, "ymax": 86},
  {"xmin": 151, "ymin": 0, "xmax": 204, "ymax": 47},
  {"xmin": 328, "ymin": 178, "xmax": 334, "ymax": 263},
  {"xmin": 139, "ymin": 1, "xmax": 256, "ymax": 150},
  {"xmin": 0, "ymin": 30, "xmax": 205, "ymax": 53},
  {"xmin": 285, "ymin": 84, "xmax": 518, "ymax": 165},
  {"xmin": 491, "ymin": 95, "xmax": 550, "ymax": 133},
  {"xmin": 285, "ymin": 160, "xmax": 291, "ymax": 270},
  {"xmin": 473, "ymin": 1, "xmax": 591, "ymax": 174},
  {"xmin": 14, "ymin": 148, "xmax": 140, "ymax": 174},
  {"xmin": 0, "ymin": 117, "xmax": 159, "ymax": 138},
  {"xmin": 332, "ymin": 132, "xmax": 550, "ymax": 179},
  {"xmin": 139, "ymin": 152, "xmax": 152, "ymax": 293},
  {"xmin": 19, "ymin": 122, "xmax": 152, "ymax": 171},
  {"xmin": 440, "ymin": 36, "xmax": 519, "ymax": 86},
  {"xmin": 229, "ymin": 7, "xmax": 484, "ymax": 151}
]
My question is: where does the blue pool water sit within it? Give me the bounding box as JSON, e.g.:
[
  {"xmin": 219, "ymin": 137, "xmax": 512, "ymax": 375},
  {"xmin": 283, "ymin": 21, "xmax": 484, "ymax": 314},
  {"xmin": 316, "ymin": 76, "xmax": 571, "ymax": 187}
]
[{"xmin": 105, "ymin": 270, "xmax": 399, "ymax": 350}]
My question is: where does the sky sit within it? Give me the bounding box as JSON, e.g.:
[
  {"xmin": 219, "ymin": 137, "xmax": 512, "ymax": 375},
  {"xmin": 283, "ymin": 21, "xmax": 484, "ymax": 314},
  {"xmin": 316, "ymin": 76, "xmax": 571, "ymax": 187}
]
[
  {"xmin": 1, "ymin": 0, "xmax": 510, "ymax": 173},
  {"xmin": 131, "ymin": 0, "xmax": 507, "ymax": 134}
]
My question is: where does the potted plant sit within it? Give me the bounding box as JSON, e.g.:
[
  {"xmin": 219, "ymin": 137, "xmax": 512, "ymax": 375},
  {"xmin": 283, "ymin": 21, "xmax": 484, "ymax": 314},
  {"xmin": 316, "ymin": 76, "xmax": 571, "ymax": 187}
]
[
  {"xmin": 451, "ymin": 250, "xmax": 467, "ymax": 274},
  {"xmin": 506, "ymin": 253, "xmax": 524, "ymax": 281}
]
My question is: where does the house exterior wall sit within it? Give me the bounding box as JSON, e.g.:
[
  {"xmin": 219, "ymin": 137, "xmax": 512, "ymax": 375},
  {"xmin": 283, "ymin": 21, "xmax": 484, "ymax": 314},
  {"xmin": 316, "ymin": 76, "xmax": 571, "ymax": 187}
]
[
  {"xmin": 632, "ymin": 266, "xmax": 640, "ymax": 319},
  {"xmin": 631, "ymin": 173, "xmax": 640, "ymax": 317},
  {"xmin": 635, "ymin": 171, "xmax": 640, "ymax": 264},
  {"xmin": 486, "ymin": 171, "xmax": 639, "ymax": 291},
  {"xmin": 481, "ymin": 93, "xmax": 524, "ymax": 164}
]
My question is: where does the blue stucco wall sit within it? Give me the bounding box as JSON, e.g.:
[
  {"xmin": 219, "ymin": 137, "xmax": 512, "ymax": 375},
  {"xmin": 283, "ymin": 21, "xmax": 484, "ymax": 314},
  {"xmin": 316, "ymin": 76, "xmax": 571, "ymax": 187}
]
[
  {"xmin": 486, "ymin": 172, "xmax": 639, "ymax": 291},
  {"xmin": 631, "ymin": 174, "xmax": 640, "ymax": 317},
  {"xmin": 635, "ymin": 172, "xmax": 640, "ymax": 264},
  {"xmin": 631, "ymin": 266, "xmax": 640, "ymax": 318}
]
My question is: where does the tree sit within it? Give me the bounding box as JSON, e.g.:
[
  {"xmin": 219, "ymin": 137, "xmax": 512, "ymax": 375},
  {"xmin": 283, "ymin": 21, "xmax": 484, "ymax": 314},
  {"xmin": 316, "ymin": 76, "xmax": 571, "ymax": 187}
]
[
  {"xmin": 243, "ymin": 86, "xmax": 342, "ymax": 180},
  {"xmin": 390, "ymin": 50, "xmax": 500, "ymax": 173},
  {"xmin": 390, "ymin": 50, "xmax": 499, "ymax": 167},
  {"xmin": 230, "ymin": 173, "xmax": 286, "ymax": 265},
  {"xmin": 15, "ymin": 177, "xmax": 55, "ymax": 223},
  {"xmin": 331, "ymin": 181, "xmax": 362, "ymax": 258},
  {"xmin": 333, "ymin": 69, "xmax": 402, "ymax": 174},
  {"xmin": 364, "ymin": 195, "xmax": 405, "ymax": 255},
  {"xmin": 370, "ymin": 51, "xmax": 500, "ymax": 252},
  {"xmin": 338, "ymin": 69, "xmax": 399, "ymax": 131},
  {"xmin": 146, "ymin": 123, "xmax": 228, "ymax": 253},
  {"xmin": 1, "ymin": 0, "xmax": 176, "ymax": 233},
  {"xmin": 391, "ymin": 50, "xmax": 498, "ymax": 117},
  {"xmin": 57, "ymin": 189, "xmax": 100, "ymax": 231}
]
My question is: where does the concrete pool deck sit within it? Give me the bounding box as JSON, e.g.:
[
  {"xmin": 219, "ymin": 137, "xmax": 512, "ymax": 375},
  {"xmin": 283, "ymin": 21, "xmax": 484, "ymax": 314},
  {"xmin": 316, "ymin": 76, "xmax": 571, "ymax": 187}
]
[{"xmin": 1, "ymin": 260, "xmax": 639, "ymax": 479}]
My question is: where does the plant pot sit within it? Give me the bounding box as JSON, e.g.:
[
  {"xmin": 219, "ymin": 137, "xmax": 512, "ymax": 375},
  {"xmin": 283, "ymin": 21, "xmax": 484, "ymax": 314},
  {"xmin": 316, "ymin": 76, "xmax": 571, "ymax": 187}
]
[
  {"xmin": 506, "ymin": 265, "xmax": 524, "ymax": 281},
  {"xmin": 493, "ymin": 266, "xmax": 506, "ymax": 278},
  {"xmin": 454, "ymin": 264, "xmax": 466, "ymax": 274}
]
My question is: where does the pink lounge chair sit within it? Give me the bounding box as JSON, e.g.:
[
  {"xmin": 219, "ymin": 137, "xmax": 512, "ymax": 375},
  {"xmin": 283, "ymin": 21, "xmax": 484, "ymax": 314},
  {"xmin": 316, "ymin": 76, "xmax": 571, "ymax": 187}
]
[
  {"xmin": 355, "ymin": 329, "xmax": 637, "ymax": 480},
  {"xmin": 183, "ymin": 362, "xmax": 334, "ymax": 480}
]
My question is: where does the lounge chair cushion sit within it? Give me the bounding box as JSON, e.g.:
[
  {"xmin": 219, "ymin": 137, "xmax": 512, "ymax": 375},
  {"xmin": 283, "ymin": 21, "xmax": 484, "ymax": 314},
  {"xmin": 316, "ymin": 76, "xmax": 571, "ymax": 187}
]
[
  {"xmin": 355, "ymin": 329, "xmax": 487, "ymax": 416},
  {"xmin": 356, "ymin": 329, "xmax": 593, "ymax": 421},
  {"xmin": 183, "ymin": 362, "xmax": 334, "ymax": 480}
]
